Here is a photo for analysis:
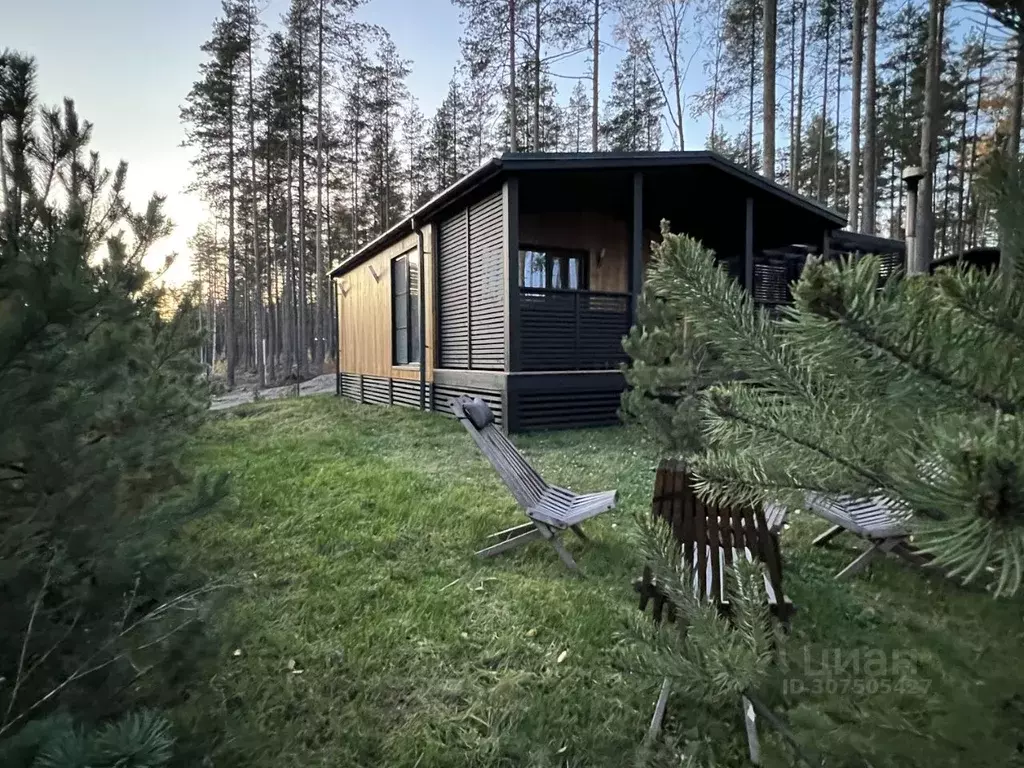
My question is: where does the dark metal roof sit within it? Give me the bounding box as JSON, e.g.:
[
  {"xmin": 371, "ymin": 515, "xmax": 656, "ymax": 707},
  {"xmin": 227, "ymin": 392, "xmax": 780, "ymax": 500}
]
[
  {"xmin": 328, "ymin": 151, "xmax": 847, "ymax": 278},
  {"xmin": 830, "ymin": 229, "xmax": 905, "ymax": 255}
]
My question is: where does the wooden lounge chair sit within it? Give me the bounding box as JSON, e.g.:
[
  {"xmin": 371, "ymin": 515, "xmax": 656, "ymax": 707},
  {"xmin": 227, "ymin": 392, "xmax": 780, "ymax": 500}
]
[
  {"xmin": 452, "ymin": 395, "xmax": 617, "ymax": 570},
  {"xmin": 634, "ymin": 460, "xmax": 793, "ymax": 764},
  {"xmin": 804, "ymin": 492, "xmax": 929, "ymax": 580}
]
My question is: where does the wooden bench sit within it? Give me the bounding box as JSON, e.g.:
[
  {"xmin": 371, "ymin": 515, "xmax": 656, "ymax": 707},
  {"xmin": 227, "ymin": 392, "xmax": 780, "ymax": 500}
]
[
  {"xmin": 634, "ymin": 459, "xmax": 793, "ymax": 764},
  {"xmin": 635, "ymin": 459, "xmax": 793, "ymax": 624}
]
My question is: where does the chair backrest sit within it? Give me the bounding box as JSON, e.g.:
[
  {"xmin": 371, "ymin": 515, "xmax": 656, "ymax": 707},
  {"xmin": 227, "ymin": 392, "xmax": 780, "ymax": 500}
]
[
  {"xmin": 649, "ymin": 459, "xmax": 785, "ymax": 615},
  {"xmin": 452, "ymin": 396, "xmax": 550, "ymax": 509}
]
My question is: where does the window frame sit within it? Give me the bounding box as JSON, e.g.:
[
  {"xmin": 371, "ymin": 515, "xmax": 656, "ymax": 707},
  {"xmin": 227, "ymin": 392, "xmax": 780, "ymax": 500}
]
[
  {"xmin": 391, "ymin": 252, "xmax": 421, "ymax": 366},
  {"xmin": 518, "ymin": 245, "xmax": 590, "ymax": 291}
]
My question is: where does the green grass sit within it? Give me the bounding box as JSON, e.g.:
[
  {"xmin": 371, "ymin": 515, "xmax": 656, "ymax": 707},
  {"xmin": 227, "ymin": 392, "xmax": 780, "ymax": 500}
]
[{"xmin": 175, "ymin": 396, "xmax": 1024, "ymax": 767}]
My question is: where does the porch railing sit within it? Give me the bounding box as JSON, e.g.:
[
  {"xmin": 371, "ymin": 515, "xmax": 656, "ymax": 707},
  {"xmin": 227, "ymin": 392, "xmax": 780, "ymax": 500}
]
[{"xmin": 519, "ymin": 288, "xmax": 632, "ymax": 371}]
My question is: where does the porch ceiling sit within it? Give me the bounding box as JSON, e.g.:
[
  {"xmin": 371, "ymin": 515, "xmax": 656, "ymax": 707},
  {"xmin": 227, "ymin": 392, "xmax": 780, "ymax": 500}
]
[{"xmin": 516, "ymin": 161, "xmax": 842, "ymax": 256}]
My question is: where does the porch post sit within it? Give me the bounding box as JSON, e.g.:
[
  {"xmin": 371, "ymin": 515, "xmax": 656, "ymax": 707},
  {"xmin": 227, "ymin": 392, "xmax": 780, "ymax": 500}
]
[
  {"xmin": 744, "ymin": 196, "xmax": 754, "ymax": 292},
  {"xmin": 821, "ymin": 229, "xmax": 832, "ymax": 260},
  {"xmin": 503, "ymin": 175, "xmax": 520, "ymax": 433},
  {"xmin": 629, "ymin": 171, "xmax": 644, "ymax": 323}
]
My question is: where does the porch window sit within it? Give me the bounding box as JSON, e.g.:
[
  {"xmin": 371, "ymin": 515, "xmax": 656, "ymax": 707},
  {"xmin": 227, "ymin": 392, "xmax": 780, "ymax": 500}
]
[
  {"xmin": 519, "ymin": 246, "xmax": 589, "ymax": 290},
  {"xmin": 391, "ymin": 252, "xmax": 421, "ymax": 365}
]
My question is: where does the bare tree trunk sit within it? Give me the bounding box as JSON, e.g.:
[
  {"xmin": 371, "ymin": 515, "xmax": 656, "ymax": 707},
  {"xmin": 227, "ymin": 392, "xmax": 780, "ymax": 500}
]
[
  {"xmin": 862, "ymin": 0, "xmax": 877, "ymax": 233},
  {"xmin": 913, "ymin": 0, "xmax": 941, "ymax": 274},
  {"xmin": 955, "ymin": 82, "xmax": 969, "ymax": 257},
  {"xmin": 816, "ymin": 11, "xmax": 829, "ymax": 203},
  {"xmin": 748, "ymin": 8, "xmax": 755, "ymax": 168},
  {"xmin": 966, "ymin": 18, "xmax": 988, "ymax": 251},
  {"xmin": 297, "ymin": 12, "xmax": 308, "ymax": 374},
  {"xmin": 314, "ymin": 0, "xmax": 325, "ymax": 368},
  {"xmin": 849, "ymin": 0, "xmax": 862, "ymax": 230},
  {"xmin": 247, "ymin": 3, "xmax": 266, "ymax": 387},
  {"xmin": 795, "ymin": 0, "xmax": 807, "ymax": 191},
  {"xmin": 789, "ymin": 0, "xmax": 797, "ymax": 185},
  {"xmin": 266, "ymin": 149, "xmax": 276, "ymax": 382},
  {"xmin": 534, "ymin": 0, "xmax": 541, "ymax": 150},
  {"xmin": 509, "ymin": 0, "xmax": 518, "ymax": 151},
  {"xmin": 763, "ymin": 0, "xmax": 777, "ymax": 179},
  {"xmin": 1011, "ymin": 32, "xmax": 1024, "ymax": 161},
  {"xmin": 227, "ymin": 72, "xmax": 237, "ymax": 388},
  {"xmin": 833, "ymin": 1, "xmax": 841, "ymax": 208},
  {"xmin": 286, "ymin": 134, "xmax": 296, "ymax": 373},
  {"xmin": 592, "ymin": 0, "xmax": 600, "ymax": 151}
]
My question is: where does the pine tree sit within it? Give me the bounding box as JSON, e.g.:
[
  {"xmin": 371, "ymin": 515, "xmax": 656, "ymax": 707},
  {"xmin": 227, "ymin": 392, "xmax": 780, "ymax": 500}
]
[
  {"xmin": 1, "ymin": 52, "xmax": 222, "ymax": 741},
  {"xmin": 181, "ymin": 2, "xmax": 247, "ymax": 386},
  {"xmin": 601, "ymin": 41, "xmax": 664, "ymax": 151},
  {"xmin": 634, "ymin": 191, "xmax": 1024, "ymax": 596},
  {"xmin": 363, "ymin": 33, "xmax": 409, "ymax": 235}
]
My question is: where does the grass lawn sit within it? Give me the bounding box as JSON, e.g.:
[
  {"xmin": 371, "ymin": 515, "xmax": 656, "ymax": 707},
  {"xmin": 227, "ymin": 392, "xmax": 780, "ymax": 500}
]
[{"xmin": 175, "ymin": 395, "xmax": 1024, "ymax": 767}]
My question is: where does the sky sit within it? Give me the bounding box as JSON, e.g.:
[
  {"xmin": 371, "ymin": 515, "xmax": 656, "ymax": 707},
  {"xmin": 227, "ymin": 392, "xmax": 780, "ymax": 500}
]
[{"xmin": 4, "ymin": 0, "xmax": 467, "ymax": 285}]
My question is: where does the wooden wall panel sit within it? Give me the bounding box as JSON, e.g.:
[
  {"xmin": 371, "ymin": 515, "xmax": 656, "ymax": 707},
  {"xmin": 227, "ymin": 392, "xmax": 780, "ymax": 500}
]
[
  {"xmin": 519, "ymin": 211, "xmax": 660, "ymax": 293},
  {"xmin": 336, "ymin": 224, "xmax": 435, "ymax": 381}
]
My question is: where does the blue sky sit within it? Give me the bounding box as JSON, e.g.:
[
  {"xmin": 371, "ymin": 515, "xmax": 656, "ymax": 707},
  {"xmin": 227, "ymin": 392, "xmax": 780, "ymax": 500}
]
[{"xmin": 6, "ymin": 0, "xmax": 709, "ymax": 283}]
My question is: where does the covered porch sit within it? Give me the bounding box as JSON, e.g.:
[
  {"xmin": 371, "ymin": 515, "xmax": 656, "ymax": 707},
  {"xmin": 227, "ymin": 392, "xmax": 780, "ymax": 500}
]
[{"xmin": 505, "ymin": 154, "xmax": 849, "ymax": 373}]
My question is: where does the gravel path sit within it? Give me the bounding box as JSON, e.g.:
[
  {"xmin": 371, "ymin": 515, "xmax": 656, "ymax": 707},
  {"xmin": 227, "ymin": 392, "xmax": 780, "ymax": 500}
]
[{"xmin": 210, "ymin": 373, "xmax": 336, "ymax": 411}]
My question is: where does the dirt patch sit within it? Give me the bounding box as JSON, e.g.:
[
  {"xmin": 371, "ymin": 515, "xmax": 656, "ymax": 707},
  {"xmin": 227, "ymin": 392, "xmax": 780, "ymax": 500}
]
[{"xmin": 210, "ymin": 373, "xmax": 336, "ymax": 411}]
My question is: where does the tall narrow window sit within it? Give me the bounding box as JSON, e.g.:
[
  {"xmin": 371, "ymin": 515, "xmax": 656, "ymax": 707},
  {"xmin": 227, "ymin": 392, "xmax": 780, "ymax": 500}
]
[{"xmin": 392, "ymin": 252, "xmax": 421, "ymax": 365}]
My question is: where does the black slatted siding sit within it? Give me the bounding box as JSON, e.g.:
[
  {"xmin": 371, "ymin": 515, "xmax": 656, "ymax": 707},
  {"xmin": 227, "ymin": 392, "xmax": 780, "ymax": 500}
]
[
  {"xmin": 507, "ymin": 372, "xmax": 624, "ymax": 431},
  {"xmin": 468, "ymin": 193, "xmax": 505, "ymax": 369},
  {"xmin": 439, "ymin": 212, "xmax": 470, "ymax": 367},
  {"xmin": 341, "ymin": 373, "xmax": 361, "ymax": 400},
  {"xmin": 361, "ymin": 375, "xmax": 391, "ymax": 405},
  {"xmin": 516, "ymin": 389, "xmax": 622, "ymax": 430},
  {"xmin": 391, "ymin": 378, "xmax": 422, "ymax": 407}
]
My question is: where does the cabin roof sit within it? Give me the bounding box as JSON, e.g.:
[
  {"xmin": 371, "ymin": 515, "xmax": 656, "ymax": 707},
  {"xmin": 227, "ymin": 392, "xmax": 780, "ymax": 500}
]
[{"xmin": 328, "ymin": 151, "xmax": 847, "ymax": 278}]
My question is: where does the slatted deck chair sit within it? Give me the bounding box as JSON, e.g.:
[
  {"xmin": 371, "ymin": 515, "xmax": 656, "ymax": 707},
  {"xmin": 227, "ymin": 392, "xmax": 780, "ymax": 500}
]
[
  {"xmin": 633, "ymin": 460, "xmax": 793, "ymax": 765},
  {"xmin": 452, "ymin": 395, "xmax": 617, "ymax": 570},
  {"xmin": 804, "ymin": 492, "xmax": 930, "ymax": 580}
]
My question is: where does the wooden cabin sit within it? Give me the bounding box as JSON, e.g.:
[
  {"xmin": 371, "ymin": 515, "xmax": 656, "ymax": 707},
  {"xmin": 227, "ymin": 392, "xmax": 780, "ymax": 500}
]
[{"xmin": 329, "ymin": 151, "xmax": 899, "ymax": 431}]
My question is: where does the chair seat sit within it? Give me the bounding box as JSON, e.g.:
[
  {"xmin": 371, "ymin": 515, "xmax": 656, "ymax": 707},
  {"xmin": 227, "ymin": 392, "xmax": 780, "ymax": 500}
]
[
  {"xmin": 528, "ymin": 487, "xmax": 618, "ymax": 528},
  {"xmin": 805, "ymin": 492, "xmax": 911, "ymax": 539}
]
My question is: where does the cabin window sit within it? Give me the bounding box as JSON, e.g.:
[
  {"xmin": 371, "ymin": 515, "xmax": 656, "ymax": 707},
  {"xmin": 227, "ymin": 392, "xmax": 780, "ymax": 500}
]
[
  {"xmin": 391, "ymin": 252, "xmax": 421, "ymax": 366},
  {"xmin": 519, "ymin": 247, "xmax": 589, "ymax": 290}
]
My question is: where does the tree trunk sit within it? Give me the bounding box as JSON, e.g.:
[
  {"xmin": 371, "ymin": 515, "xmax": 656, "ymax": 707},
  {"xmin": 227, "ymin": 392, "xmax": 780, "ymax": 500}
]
[
  {"xmin": 795, "ymin": 0, "xmax": 807, "ymax": 192},
  {"xmin": 848, "ymin": 0, "xmax": 861, "ymax": 230},
  {"xmin": 913, "ymin": 0, "xmax": 941, "ymax": 274},
  {"xmin": 833, "ymin": 1, "xmax": 841, "ymax": 208},
  {"xmin": 509, "ymin": 0, "xmax": 518, "ymax": 151},
  {"xmin": 966, "ymin": 18, "xmax": 988, "ymax": 251},
  {"xmin": 1010, "ymin": 32, "xmax": 1024, "ymax": 161},
  {"xmin": 534, "ymin": 0, "xmax": 541, "ymax": 150},
  {"xmin": 266, "ymin": 147, "xmax": 276, "ymax": 382},
  {"xmin": 592, "ymin": 0, "xmax": 600, "ymax": 151},
  {"xmin": 297, "ymin": 14, "xmax": 308, "ymax": 374},
  {"xmin": 816, "ymin": 11, "xmax": 829, "ymax": 203},
  {"xmin": 227, "ymin": 72, "xmax": 237, "ymax": 388},
  {"xmin": 862, "ymin": 0, "xmax": 877, "ymax": 234},
  {"xmin": 748, "ymin": 7, "xmax": 755, "ymax": 168},
  {"xmin": 286, "ymin": 134, "xmax": 296, "ymax": 373},
  {"xmin": 248, "ymin": 4, "xmax": 265, "ymax": 387},
  {"xmin": 763, "ymin": 0, "xmax": 777, "ymax": 179},
  {"xmin": 789, "ymin": 0, "xmax": 797, "ymax": 186},
  {"xmin": 314, "ymin": 0, "xmax": 325, "ymax": 368},
  {"xmin": 955, "ymin": 81, "xmax": 969, "ymax": 258}
]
